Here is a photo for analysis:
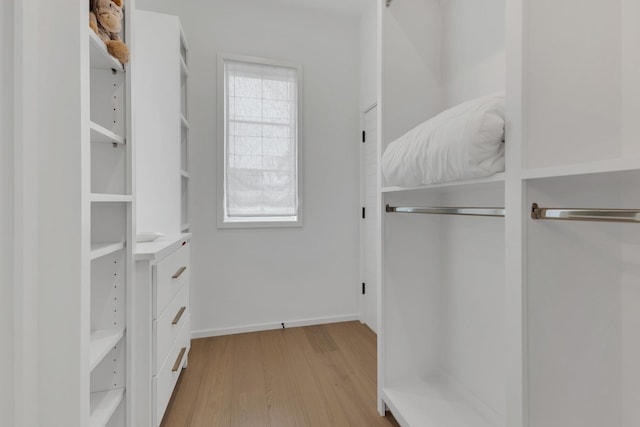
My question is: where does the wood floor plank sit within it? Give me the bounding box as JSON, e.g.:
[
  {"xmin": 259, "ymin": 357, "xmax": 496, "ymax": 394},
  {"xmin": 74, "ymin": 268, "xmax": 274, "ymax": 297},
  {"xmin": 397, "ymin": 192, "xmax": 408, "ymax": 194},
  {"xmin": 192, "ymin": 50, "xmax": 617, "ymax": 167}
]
[
  {"xmin": 282, "ymin": 327, "xmax": 352, "ymax": 427},
  {"xmin": 188, "ymin": 335, "xmax": 234, "ymax": 427},
  {"xmin": 160, "ymin": 338, "xmax": 210, "ymax": 426},
  {"xmin": 303, "ymin": 324, "xmax": 338, "ymax": 353},
  {"xmin": 259, "ymin": 329, "xmax": 311, "ymax": 427},
  {"xmin": 310, "ymin": 334, "xmax": 391, "ymax": 427},
  {"xmin": 324, "ymin": 322, "xmax": 378, "ymax": 401},
  {"xmin": 161, "ymin": 322, "xmax": 400, "ymax": 427},
  {"xmin": 229, "ymin": 332, "xmax": 271, "ymax": 427}
]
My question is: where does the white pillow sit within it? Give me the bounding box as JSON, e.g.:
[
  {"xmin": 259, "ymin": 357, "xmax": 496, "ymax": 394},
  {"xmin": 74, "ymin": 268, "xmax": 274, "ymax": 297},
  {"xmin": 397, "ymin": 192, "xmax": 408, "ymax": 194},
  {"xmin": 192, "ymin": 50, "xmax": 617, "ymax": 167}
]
[{"xmin": 382, "ymin": 93, "xmax": 505, "ymax": 187}]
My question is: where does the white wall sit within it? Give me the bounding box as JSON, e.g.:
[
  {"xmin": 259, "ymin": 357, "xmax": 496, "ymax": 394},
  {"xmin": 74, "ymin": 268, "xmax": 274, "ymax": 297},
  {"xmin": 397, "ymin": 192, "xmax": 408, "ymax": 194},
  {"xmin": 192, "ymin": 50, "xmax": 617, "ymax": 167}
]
[
  {"xmin": 136, "ymin": 0, "xmax": 362, "ymax": 335},
  {"xmin": 441, "ymin": 0, "xmax": 505, "ymax": 106},
  {"xmin": 1, "ymin": 1, "xmax": 15, "ymax": 425},
  {"xmin": 359, "ymin": 1, "xmax": 377, "ymax": 111}
]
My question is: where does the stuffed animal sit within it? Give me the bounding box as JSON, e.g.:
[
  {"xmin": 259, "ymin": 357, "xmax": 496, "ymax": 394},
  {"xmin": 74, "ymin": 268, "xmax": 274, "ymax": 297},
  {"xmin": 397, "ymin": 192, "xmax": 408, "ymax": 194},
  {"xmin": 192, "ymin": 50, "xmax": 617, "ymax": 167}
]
[{"xmin": 89, "ymin": 0, "xmax": 129, "ymax": 64}]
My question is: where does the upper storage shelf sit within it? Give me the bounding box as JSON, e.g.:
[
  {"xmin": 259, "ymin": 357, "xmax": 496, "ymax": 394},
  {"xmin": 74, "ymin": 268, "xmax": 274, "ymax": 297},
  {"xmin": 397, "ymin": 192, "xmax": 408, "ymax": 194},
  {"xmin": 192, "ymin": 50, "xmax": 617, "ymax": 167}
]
[
  {"xmin": 382, "ymin": 173, "xmax": 505, "ymax": 193},
  {"xmin": 522, "ymin": 157, "xmax": 640, "ymax": 181},
  {"xmin": 89, "ymin": 31, "xmax": 124, "ymax": 71}
]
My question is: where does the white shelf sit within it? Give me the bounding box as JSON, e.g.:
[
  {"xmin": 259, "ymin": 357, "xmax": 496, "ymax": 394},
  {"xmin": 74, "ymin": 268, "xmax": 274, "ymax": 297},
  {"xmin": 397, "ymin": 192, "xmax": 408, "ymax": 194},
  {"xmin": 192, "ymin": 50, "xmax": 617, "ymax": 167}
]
[
  {"xmin": 522, "ymin": 157, "xmax": 640, "ymax": 180},
  {"xmin": 90, "ymin": 242, "xmax": 125, "ymax": 261},
  {"xmin": 179, "ymin": 26, "xmax": 190, "ymax": 52},
  {"xmin": 180, "ymin": 56, "xmax": 189, "ymax": 77},
  {"xmin": 135, "ymin": 233, "xmax": 191, "ymax": 261},
  {"xmin": 90, "ymin": 122, "xmax": 125, "ymax": 145},
  {"xmin": 180, "ymin": 114, "xmax": 190, "ymax": 129},
  {"xmin": 382, "ymin": 378, "xmax": 500, "ymax": 427},
  {"xmin": 89, "ymin": 31, "xmax": 123, "ymax": 71},
  {"xmin": 90, "ymin": 388, "xmax": 125, "ymax": 427},
  {"xmin": 89, "ymin": 328, "xmax": 125, "ymax": 371},
  {"xmin": 382, "ymin": 172, "xmax": 506, "ymax": 193},
  {"xmin": 180, "ymin": 170, "xmax": 190, "ymax": 179},
  {"xmin": 90, "ymin": 193, "xmax": 133, "ymax": 203}
]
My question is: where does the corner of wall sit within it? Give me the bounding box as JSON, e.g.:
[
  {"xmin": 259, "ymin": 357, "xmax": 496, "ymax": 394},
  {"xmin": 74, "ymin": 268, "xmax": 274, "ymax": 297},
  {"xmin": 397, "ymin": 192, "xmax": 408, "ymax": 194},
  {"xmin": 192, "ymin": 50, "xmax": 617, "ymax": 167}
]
[{"xmin": 0, "ymin": 1, "xmax": 15, "ymax": 425}]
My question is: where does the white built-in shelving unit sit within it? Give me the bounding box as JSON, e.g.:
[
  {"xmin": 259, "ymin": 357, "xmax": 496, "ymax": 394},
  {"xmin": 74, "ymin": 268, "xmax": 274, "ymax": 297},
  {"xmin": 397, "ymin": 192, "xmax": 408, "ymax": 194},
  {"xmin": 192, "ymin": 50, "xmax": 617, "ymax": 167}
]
[
  {"xmin": 132, "ymin": 12, "xmax": 193, "ymax": 425},
  {"xmin": 135, "ymin": 10, "xmax": 189, "ymax": 236},
  {"xmin": 378, "ymin": 0, "xmax": 640, "ymax": 426},
  {"xmin": 86, "ymin": 2, "xmax": 135, "ymax": 425},
  {"xmin": 180, "ymin": 27, "xmax": 191, "ymax": 233},
  {"xmin": 131, "ymin": 9, "xmax": 191, "ymax": 427},
  {"xmin": 378, "ymin": 2, "xmax": 508, "ymax": 426}
]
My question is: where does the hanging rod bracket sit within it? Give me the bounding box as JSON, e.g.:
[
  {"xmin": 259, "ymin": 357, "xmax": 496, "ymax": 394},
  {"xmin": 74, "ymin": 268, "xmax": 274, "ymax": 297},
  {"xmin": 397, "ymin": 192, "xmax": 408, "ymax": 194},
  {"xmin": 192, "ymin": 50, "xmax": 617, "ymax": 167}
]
[{"xmin": 531, "ymin": 203, "xmax": 540, "ymax": 219}]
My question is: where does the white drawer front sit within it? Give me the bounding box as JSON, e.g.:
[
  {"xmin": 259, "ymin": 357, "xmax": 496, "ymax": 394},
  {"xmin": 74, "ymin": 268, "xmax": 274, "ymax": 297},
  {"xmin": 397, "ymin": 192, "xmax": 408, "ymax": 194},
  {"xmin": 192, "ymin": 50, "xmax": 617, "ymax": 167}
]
[
  {"xmin": 153, "ymin": 242, "xmax": 189, "ymax": 318},
  {"xmin": 153, "ymin": 281, "xmax": 189, "ymax": 375},
  {"xmin": 153, "ymin": 316, "xmax": 190, "ymax": 427}
]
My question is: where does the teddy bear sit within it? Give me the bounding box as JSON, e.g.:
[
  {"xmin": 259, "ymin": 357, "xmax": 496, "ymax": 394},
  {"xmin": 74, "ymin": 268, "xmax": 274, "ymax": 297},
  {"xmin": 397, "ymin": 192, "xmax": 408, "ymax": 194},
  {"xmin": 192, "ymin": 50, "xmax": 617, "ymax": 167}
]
[{"xmin": 89, "ymin": 0, "xmax": 129, "ymax": 64}]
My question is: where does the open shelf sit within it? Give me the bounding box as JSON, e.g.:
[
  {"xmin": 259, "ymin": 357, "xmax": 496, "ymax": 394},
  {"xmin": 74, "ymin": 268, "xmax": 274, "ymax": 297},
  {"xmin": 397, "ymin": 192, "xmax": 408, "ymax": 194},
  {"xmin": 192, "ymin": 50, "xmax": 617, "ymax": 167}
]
[
  {"xmin": 522, "ymin": 157, "xmax": 640, "ymax": 181},
  {"xmin": 179, "ymin": 26, "xmax": 189, "ymax": 64},
  {"xmin": 90, "ymin": 122, "xmax": 125, "ymax": 145},
  {"xmin": 90, "ymin": 242, "xmax": 125, "ymax": 261},
  {"xmin": 180, "ymin": 56, "xmax": 189, "ymax": 77},
  {"xmin": 382, "ymin": 379, "xmax": 499, "ymax": 427},
  {"xmin": 382, "ymin": 172, "xmax": 506, "ymax": 193},
  {"xmin": 90, "ymin": 328, "xmax": 125, "ymax": 372},
  {"xmin": 89, "ymin": 31, "xmax": 123, "ymax": 72},
  {"xmin": 180, "ymin": 114, "xmax": 190, "ymax": 129},
  {"xmin": 90, "ymin": 193, "xmax": 133, "ymax": 203},
  {"xmin": 89, "ymin": 388, "xmax": 125, "ymax": 427}
]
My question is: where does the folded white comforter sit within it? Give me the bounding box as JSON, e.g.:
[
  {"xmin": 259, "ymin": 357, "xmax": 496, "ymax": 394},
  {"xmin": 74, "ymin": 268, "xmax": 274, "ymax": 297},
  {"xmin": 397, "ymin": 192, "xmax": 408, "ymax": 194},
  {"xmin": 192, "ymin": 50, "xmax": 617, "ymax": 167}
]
[{"xmin": 381, "ymin": 94, "xmax": 505, "ymax": 187}]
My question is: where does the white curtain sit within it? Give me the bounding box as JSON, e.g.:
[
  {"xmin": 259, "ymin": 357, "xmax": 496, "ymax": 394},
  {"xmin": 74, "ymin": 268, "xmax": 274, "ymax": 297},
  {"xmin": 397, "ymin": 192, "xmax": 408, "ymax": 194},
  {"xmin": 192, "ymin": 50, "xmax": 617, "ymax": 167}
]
[{"xmin": 224, "ymin": 60, "xmax": 298, "ymax": 218}]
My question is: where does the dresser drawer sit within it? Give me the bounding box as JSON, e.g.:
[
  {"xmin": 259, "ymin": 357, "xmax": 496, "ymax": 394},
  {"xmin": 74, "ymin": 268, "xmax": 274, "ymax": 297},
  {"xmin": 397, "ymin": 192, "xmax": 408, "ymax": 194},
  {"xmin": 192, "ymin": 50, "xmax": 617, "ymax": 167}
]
[
  {"xmin": 153, "ymin": 242, "xmax": 189, "ymax": 318},
  {"xmin": 153, "ymin": 281, "xmax": 189, "ymax": 375},
  {"xmin": 153, "ymin": 316, "xmax": 190, "ymax": 427}
]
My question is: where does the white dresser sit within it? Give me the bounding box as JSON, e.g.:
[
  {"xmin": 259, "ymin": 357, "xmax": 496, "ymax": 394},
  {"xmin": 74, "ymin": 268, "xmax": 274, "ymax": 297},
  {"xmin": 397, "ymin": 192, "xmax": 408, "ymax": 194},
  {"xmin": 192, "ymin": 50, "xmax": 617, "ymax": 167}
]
[{"xmin": 133, "ymin": 234, "xmax": 192, "ymax": 427}]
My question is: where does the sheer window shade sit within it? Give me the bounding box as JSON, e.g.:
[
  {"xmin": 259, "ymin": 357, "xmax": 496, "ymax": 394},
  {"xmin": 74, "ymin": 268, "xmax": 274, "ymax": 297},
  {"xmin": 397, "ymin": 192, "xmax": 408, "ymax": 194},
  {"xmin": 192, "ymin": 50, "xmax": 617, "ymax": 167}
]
[{"xmin": 224, "ymin": 60, "xmax": 299, "ymax": 219}]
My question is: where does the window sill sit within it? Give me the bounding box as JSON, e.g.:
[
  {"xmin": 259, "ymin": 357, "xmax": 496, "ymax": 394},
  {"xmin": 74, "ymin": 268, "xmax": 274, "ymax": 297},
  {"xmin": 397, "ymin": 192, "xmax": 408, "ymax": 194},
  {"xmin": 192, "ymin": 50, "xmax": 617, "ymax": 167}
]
[{"xmin": 217, "ymin": 217, "xmax": 303, "ymax": 229}]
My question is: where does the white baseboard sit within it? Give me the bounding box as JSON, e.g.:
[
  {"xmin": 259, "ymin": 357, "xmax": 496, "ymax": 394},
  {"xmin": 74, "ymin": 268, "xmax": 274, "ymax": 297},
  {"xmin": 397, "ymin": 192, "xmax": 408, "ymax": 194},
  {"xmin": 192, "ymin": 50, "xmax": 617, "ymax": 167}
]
[{"xmin": 191, "ymin": 313, "xmax": 360, "ymax": 339}]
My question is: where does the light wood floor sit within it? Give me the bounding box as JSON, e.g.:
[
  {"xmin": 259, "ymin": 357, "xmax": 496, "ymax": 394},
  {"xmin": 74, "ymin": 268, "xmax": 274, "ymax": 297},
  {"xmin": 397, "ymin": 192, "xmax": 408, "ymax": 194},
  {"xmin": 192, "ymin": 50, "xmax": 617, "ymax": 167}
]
[{"xmin": 160, "ymin": 321, "xmax": 400, "ymax": 427}]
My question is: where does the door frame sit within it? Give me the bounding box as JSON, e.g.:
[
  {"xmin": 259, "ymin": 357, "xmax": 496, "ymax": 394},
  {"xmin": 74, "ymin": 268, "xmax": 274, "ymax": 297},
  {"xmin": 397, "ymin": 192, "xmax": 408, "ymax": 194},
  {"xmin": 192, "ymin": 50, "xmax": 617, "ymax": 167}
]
[{"xmin": 360, "ymin": 102, "xmax": 377, "ymax": 332}]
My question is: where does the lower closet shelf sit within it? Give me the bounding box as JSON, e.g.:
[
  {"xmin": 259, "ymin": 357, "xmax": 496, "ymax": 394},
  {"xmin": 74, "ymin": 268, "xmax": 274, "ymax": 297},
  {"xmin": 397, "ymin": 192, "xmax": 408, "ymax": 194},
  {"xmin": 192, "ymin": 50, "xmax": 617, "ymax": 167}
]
[
  {"xmin": 90, "ymin": 328, "xmax": 125, "ymax": 371},
  {"xmin": 382, "ymin": 378, "xmax": 498, "ymax": 427},
  {"xmin": 90, "ymin": 388, "xmax": 124, "ymax": 427}
]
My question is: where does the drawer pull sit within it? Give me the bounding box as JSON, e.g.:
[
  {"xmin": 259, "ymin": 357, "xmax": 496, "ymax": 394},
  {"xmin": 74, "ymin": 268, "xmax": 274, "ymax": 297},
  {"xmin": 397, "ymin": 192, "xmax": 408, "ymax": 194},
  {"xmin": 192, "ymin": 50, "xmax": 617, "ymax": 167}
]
[
  {"xmin": 172, "ymin": 306, "xmax": 187, "ymax": 325},
  {"xmin": 172, "ymin": 266, "xmax": 187, "ymax": 279},
  {"xmin": 172, "ymin": 347, "xmax": 187, "ymax": 372}
]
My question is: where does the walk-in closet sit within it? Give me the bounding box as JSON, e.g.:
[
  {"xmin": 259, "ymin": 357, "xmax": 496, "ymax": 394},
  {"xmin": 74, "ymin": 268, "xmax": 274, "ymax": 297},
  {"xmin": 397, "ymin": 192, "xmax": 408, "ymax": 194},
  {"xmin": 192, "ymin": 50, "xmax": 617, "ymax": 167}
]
[{"xmin": 3, "ymin": 0, "xmax": 639, "ymax": 426}]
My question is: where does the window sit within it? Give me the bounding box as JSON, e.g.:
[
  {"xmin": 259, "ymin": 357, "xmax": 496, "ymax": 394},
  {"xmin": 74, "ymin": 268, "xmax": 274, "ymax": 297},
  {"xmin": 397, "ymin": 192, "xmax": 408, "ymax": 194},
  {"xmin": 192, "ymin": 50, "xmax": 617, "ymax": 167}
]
[{"xmin": 217, "ymin": 54, "xmax": 303, "ymax": 227}]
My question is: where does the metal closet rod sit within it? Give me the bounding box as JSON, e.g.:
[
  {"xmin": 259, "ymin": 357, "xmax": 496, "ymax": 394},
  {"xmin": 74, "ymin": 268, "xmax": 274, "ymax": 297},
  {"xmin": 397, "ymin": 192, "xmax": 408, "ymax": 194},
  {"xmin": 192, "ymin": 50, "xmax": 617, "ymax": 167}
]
[
  {"xmin": 386, "ymin": 205, "xmax": 505, "ymax": 217},
  {"xmin": 531, "ymin": 203, "xmax": 640, "ymax": 223}
]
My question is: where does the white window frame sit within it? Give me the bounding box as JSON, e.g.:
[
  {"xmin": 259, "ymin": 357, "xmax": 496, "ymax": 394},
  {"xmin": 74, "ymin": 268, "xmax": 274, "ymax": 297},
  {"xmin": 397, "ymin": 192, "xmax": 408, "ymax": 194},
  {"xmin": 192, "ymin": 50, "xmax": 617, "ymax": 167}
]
[{"xmin": 216, "ymin": 53, "xmax": 304, "ymax": 229}]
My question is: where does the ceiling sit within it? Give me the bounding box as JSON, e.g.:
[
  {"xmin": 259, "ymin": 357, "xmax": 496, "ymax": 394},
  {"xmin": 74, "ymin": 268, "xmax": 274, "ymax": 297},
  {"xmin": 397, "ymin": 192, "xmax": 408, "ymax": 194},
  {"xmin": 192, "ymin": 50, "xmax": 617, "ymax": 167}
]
[{"xmin": 270, "ymin": 0, "xmax": 371, "ymax": 17}]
